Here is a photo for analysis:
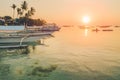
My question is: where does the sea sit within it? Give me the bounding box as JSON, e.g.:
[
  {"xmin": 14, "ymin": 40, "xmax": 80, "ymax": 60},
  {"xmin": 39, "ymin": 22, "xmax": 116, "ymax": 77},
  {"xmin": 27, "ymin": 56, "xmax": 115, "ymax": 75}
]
[{"xmin": 0, "ymin": 26, "xmax": 120, "ymax": 80}]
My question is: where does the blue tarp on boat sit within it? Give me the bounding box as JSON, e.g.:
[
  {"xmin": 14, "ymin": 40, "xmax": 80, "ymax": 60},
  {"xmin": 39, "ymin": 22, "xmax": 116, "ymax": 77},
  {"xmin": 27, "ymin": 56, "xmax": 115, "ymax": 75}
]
[{"xmin": 0, "ymin": 26, "xmax": 24, "ymax": 30}]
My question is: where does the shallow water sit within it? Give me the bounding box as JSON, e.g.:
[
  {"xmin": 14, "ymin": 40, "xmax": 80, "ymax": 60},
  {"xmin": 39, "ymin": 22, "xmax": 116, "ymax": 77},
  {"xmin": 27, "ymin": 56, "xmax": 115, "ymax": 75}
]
[
  {"xmin": 34, "ymin": 27, "xmax": 120, "ymax": 80},
  {"xmin": 1, "ymin": 26, "xmax": 120, "ymax": 80}
]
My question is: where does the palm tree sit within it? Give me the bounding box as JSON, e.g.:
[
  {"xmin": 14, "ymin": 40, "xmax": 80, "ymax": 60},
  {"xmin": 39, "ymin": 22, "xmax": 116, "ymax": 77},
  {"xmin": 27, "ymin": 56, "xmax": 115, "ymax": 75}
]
[
  {"xmin": 28, "ymin": 10, "xmax": 32, "ymax": 17},
  {"xmin": 30, "ymin": 7, "xmax": 35, "ymax": 16},
  {"xmin": 21, "ymin": 1, "xmax": 28, "ymax": 14},
  {"xmin": 17, "ymin": 8, "xmax": 21, "ymax": 18},
  {"xmin": 19, "ymin": 11, "xmax": 23, "ymax": 17},
  {"xmin": 11, "ymin": 4, "xmax": 16, "ymax": 19}
]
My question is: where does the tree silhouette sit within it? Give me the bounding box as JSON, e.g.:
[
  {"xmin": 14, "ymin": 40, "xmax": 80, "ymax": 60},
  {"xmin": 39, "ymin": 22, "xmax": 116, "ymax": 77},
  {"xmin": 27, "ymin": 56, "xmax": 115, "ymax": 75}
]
[
  {"xmin": 4, "ymin": 0, "xmax": 47, "ymax": 26},
  {"xmin": 11, "ymin": 4, "xmax": 16, "ymax": 19},
  {"xmin": 17, "ymin": 8, "xmax": 21, "ymax": 18},
  {"xmin": 30, "ymin": 7, "xmax": 35, "ymax": 16},
  {"xmin": 21, "ymin": 1, "xmax": 28, "ymax": 14}
]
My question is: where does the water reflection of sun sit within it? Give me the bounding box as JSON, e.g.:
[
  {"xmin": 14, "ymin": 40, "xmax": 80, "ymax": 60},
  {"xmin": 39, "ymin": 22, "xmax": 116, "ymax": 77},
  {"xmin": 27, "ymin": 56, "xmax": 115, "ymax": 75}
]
[{"xmin": 85, "ymin": 29, "xmax": 88, "ymax": 37}]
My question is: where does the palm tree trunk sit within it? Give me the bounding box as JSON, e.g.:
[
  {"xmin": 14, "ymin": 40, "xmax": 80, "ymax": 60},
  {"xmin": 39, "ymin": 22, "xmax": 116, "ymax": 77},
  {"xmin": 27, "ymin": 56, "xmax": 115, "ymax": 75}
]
[
  {"xmin": 22, "ymin": 10, "xmax": 24, "ymax": 17},
  {"xmin": 13, "ymin": 9, "xmax": 15, "ymax": 19},
  {"xmin": 17, "ymin": 13, "xmax": 18, "ymax": 18}
]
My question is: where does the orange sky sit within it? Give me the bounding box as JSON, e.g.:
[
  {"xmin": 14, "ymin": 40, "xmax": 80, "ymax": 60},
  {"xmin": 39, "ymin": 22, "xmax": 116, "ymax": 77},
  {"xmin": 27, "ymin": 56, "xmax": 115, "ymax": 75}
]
[{"xmin": 0, "ymin": 0, "xmax": 120, "ymax": 26}]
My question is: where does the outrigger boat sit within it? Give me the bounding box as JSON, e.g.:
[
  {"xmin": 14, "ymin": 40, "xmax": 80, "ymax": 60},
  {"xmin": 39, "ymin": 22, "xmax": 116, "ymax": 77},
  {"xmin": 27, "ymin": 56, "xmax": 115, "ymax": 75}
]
[
  {"xmin": 0, "ymin": 24, "xmax": 59, "ymax": 49},
  {"xmin": 98, "ymin": 25, "xmax": 111, "ymax": 28},
  {"xmin": 0, "ymin": 31, "xmax": 53, "ymax": 48},
  {"xmin": 0, "ymin": 32, "xmax": 52, "ymax": 43},
  {"xmin": 26, "ymin": 23, "xmax": 60, "ymax": 31},
  {"xmin": 0, "ymin": 34, "xmax": 53, "ymax": 49}
]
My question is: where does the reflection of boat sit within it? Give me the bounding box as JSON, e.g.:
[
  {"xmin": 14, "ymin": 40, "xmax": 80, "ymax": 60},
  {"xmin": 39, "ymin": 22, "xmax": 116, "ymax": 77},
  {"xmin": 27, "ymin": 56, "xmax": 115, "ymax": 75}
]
[{"xmin": 102, "ymin": 29, "xmax": 113, "ymax": 31}]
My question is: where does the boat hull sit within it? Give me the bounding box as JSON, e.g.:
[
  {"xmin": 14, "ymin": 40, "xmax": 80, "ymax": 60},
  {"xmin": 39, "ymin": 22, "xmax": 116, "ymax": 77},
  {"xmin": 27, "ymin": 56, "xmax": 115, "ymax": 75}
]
[
  {"xmin": 102, "ymin": 29, "xmax": 113, "ymax": 31},
  {"xmin": 0, "ymin": 34, "xmax": 52, "ymax": 46}
]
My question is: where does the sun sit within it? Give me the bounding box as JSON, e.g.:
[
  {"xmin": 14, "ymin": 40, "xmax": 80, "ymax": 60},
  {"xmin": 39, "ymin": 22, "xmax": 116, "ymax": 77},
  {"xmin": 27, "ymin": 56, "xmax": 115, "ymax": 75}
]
[{"xmin": 82, "ymin": 16, "xmax": 90, "ymax": 24}]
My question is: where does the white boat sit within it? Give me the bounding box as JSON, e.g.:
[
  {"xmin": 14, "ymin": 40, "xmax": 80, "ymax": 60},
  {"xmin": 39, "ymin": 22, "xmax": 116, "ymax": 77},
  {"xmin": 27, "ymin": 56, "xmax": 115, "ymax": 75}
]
[
  {"xmin": 0, "ymin": 25, "xmax": 25, "ymax": 33},
  {"xmin": 0, "ymin": 34, "xmax": 53, "ymax": 48},
  {"xmin": 27, "ymin": 23, "xmax": 61, "ymax": 31},
  {"xmin": 0, "ymin": 24, "xmax": 58, "ymax": 48},
  {"xmin": 0, "ymin": 26, "xmax": 52, "ymax": 48},
  {"xmin": 0, "ymin": 32, "xmax": 52, "ymax": 43}
]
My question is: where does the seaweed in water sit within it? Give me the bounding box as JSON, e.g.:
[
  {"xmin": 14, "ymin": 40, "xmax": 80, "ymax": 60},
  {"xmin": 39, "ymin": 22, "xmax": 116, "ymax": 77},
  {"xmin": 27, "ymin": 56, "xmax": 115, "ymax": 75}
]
[{"xmin": 29, "ymin": 65, "xmax": 57, "ymax": 77}]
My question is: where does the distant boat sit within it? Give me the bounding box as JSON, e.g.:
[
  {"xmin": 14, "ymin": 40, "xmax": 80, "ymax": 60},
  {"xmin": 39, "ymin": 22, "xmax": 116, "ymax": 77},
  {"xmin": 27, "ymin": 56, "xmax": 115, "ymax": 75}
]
[
  {"xmin": 99, "ymin": 25, "xmax": 111, "ymax": 28},
  {"xmin": 27, "ymin": 23, "xmax": 61, "ymax": 31},
  {"xmin": 62, "ymin": 25, "xmax": 73, "ymax": 27},
  {"xmin": 115, "ymin": 26, "xmax": 120, "ymax": 28},
  {"xmin": 102, "ymin": 29, "xmax": 113, "ymax": 31},
  {"xmin": 92, "ymin": 28, "xmax": 100, "ymax": 32},
  {"xmin": 79, "ymin": 26, "xmax": 91, "ymax": 29}
]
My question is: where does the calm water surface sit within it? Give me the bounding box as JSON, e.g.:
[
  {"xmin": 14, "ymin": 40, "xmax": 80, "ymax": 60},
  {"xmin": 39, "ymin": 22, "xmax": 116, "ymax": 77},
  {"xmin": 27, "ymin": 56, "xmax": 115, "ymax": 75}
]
[
  {"xmin": 1, "ymin": 26, "xmax": 120, "ymax": 80},
  {"xmin": 32, "ymin": 26, "xmax": 120, "ymax": 80}
]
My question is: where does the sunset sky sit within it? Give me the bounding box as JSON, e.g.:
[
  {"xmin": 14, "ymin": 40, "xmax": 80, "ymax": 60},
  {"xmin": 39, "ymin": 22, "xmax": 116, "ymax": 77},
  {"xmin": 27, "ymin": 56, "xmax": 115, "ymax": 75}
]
[{"xmin": 0, "ymin": 0, "xmax": 120, "ymax": 25}]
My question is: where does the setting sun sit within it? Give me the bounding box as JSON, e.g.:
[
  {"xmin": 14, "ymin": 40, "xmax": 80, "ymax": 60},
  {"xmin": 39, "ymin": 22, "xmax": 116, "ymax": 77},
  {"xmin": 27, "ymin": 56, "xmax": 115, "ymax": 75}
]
[{"xmin": 82, "ymin": 16, "xmax": 90, "ymax": 24}]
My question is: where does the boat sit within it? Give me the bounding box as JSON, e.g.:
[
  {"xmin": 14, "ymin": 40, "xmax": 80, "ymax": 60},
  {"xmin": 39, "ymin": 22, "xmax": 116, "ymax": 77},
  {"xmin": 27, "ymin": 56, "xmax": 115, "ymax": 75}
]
[
  {"xmin": 0, "ymin": 32, "xmax": 52, "ymax": 44},
  {"xmin": 92, "ymin": 28, "xmax": 100, "ymax": 32},
  {"xmin": 0, "ymin": 25, "xmax": 56, "ymax": 48},
  {"xmin": 102, "ymin": 29, "xmax": 113, "ymax": 31},
  {"xmin": 41, "ymin": 24, "xmax": 60, "ymax": 31},
  {"xmin": 98, "ymin": 25, "xmax": 111, "ymax": 28},
  {"xmin": 115, "ymin": 26, "xmax": 120, "ymax": 28},
  {"xmin": 26, "ymin": 23, "xmax": 61, "ymax": 31},
  {"xmin": 0, "ymin": 25, "xmax": 24, "ymax": 33},
  {"xmin": 0, "ymin": 45, "xmax": 28, "ymax": 49},
  {"xmin": 0, "ymin": 34, "xmax": 53, "ymax": 48}
]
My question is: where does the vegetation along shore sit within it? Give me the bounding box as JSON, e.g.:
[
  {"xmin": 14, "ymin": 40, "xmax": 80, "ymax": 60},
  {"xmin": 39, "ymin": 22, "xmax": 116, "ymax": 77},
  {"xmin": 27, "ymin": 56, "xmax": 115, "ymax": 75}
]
[{"xmin": 0, "ymin": 1, "xmax": 46, "ymax": 26}]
